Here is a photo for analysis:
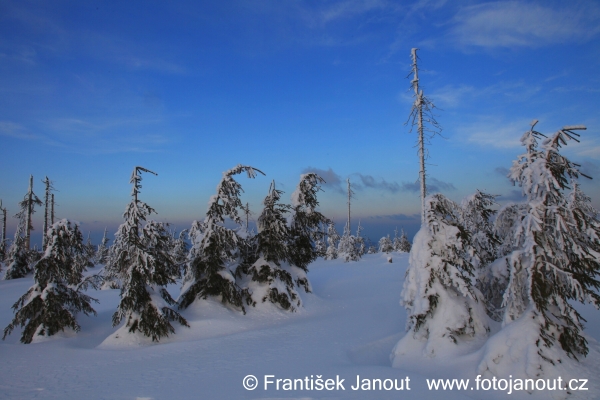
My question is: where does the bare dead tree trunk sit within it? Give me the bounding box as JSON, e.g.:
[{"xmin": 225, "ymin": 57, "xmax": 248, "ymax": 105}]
[
  {"xmin": 25, "ymin": 175, "xmax": 34, "ymax": 250},
  {"xmin": 411, "ymin": 49, "xmax": 427, "ymax": 225},
  {"xmin": 1, "ymin": 200, "xmax": 6, "ymax": 248},
  {"xmin": 51, "ymin": 193, "xmax": 55, "ymax": 224},
  {"xmin": 408, "ymin": 48, "xmax": 441, "ymax": 226},
  {"xmin": 42, "ymin": 176, "xmax": 53, "ymax": 250},
  {"xmin": 346, "ymin": 178, "xmax": 354, "ymax": 233}
]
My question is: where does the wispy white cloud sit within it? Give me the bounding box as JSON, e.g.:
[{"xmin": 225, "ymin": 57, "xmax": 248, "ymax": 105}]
[
  {"xmin": 319, "ymin": 0, "xmax": 389, "ymax": 23},
  {"xmin": 0, "ymin": 46, "xmax": 37, "ymax": 65},
  {"xmin": 454, "ymin": 117, "xmax": 529, "ymax": 149},
  {"xmin": 430, "ymin": 81, "xmax": 541, "ymax": 109},
  {"xmin": 552, "ymin": 86, "xmax": 600, "ymax": 94},
  {"xmin": 0, "ymin": 117, "xmax": 173, "ymax": 154},
  {"xmin": 0, "ymin": 121, "xmax": 39, "ymax": 140},
  {"xmin": 447, "ymin": 1, "xmax": 600, "ymax": 49}
]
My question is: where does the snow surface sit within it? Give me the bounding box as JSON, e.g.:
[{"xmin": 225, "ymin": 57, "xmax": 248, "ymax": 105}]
[{"xmin": 1, "ymin": 253, "xmax": 599, "ymax": 399}]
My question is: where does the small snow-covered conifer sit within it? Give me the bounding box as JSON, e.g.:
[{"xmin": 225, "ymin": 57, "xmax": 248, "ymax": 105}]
[
  {"xmin": 245, "ymin": 181, "xmax": 300, "ymax": 310},
  {"xmin": 108, "ymin": 167, "xmax": 188, "ymax": 342},
  {"xmin": 170, "ymin": 229, "xmax": 188, "ymax": 275},
  {"xmin": 4, "ymin": 177, "xmax": 43, "ymax": 278},
  {"xmin": 337, "ymin": 222, "xmax": 356, "ymax": 262},
  {"xmin": 378, "ymin": 235, "xmax": 393, "ymax": 253},
  {"xmin": 398, "ymin": 229, "xmax": 411, "ymax": 253},
  {"xmin": 325, "ymin": 222, "xmax": 340, "ymax": 260},
  {"xmin": 95, "ymin": 228, "xmax": 110, "ymax": 265},
  {"xmin": 355, "ymin": 222, "xmax": 365, "ymax": 257},
  {"xmin": 179, "ymin": 165, "xmax": 263, "ymax": 312},
  {"xmin": 392, "ymin": 194, "xmax": 489, "ymax": 361},
  {"xmin": 3, "ymin": 219, "xmax": 99, "ymax": 344},
  {"xmin": 393, "ymin": 227, "xmax": 401, "ymax": 251}
]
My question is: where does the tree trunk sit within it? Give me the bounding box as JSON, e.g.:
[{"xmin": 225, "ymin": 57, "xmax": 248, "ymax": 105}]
[{"xmin": 25, "ymin": 175, "xmax": 33, "ymax": 250}]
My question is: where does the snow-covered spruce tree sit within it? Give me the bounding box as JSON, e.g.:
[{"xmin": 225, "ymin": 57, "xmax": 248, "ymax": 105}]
[
  {"xmin": 95, "ymin": 228, "xmax": 110, "ymax": 265},
  {"xmin": 84, "ymin": 233, "xmax": 95, "ymax": 267},
  {"xmin": 461, "ymin": 190, "xmax": 499, "ymax": 268},
  {"xmin": 287, "ymin": 173, "xmax": 329, "ymax": 290},
  {"xmin": 170, "ymin": 229, "xmax": 188, "ymax": 277},
  {"xmin": 325, "ymin": 222, "xmax": 340, "ymax": 260},
  {"xmin": 398, "ymin": 229, "xmax": 412, "ymax": 253},
  {"xmin": 3, "ymin": 219, "xmax": 99, "ymax": 344},
  {"xmin": 567, "ymin": 182, "xmax": 600, "ymax": 269},
  {"xmin": 107, "ymin": 167, "xmax": 188, "ymax": 342},
  {"xmin": 4, "ymin": 177, "xmax": 43, "ymax": 279},
  {"xmin": 393, "ymin": 227, "xmax": 401, "ymax": 251},
  {"xmin": 460, "ymin": 190, "xmax": 504, "ymax": 321},
  {"xmin": 480, "ymin": 123, "xmax": 600, "ymax": 373},
  {"xmin": 378, "ymin": 235, "xmax": 393, "ymax": 253},
  {"xmin": 355, "ymin": 221, "xmax": 366, "ymax": 257},
  {"xmin": 392, "ymin": 194, "xmax": 489, "ymax": 361},
  {"xmin": 337, "ymin": 221, "xmax": 356, "ymax": 262},
  {"xmin": 314, "ymin": 228, "xmax": 327, "ymax": 258},
  {"xmin": 337, "ymin": 221, "xmax": 364, "ymax": 262},
  {"xmin": 4, "ymin": 235, "xmax": 28, "ymax": 280},
  {"xmin": 493, "ymin": 202, "xmax": 528, "ymax": 258},
  {"xmin": 367, "ymin": 244, "xmax": 378, "ymax": 254},
  {"xmin": 244, "ymin": 181, "xmax": 301, "ymax": 310},
  {"xmin": 179, "ymin": 165, "xmax": 263, "ymax": 312},
  {"xmin": 4, "ymin": 207, "xmax": 33, "ymax": 279}
]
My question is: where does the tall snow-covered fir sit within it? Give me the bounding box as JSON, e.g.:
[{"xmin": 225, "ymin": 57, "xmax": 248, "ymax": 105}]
[
  {"xmin": 105, "ymin": 166, "xmax": 188, "ymax": 342},
  {"xmin": 502, "ymin": 123, "xmax": 598, "ymax": 359},
  {"xmin": 179, "ymin": 165, "xmax": 263, "ymax": 312},
  {"xmin": 287, "ymin": 173, "xmax": 329, "ymax": 289}
]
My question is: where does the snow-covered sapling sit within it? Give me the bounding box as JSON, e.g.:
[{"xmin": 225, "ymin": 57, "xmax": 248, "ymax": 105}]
[
  {"xmin": 325, "ymin": 222, "xmax": 340, "ymax": 260},
  {"xmin": 95, "ymin": 228, "xmax": 110, "ymax": 265},
  {"xmin": 245, "ymin": 181, "xmax": 300, "ymax": 310},
  {"xmin": 398, "ymin": 229, "xmax": 412, "ymax": 253},
  {"xmin": 378, "ymin": 235, "xmax": 393, "ymax": 253},
  {"xmin": 3, "ymin": 219, "xmax": 99, "ymax": 344}
]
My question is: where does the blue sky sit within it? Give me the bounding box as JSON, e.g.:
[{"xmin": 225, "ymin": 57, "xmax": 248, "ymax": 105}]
[{"xmin": 1, "ymin": 0, "xmax": 599, "ymax": 246}]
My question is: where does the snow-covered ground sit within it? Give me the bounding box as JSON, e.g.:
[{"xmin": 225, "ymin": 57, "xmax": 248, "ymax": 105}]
[{"xmin": 1, "ymin": 253, "xmax": 598, "ymax": 399}]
